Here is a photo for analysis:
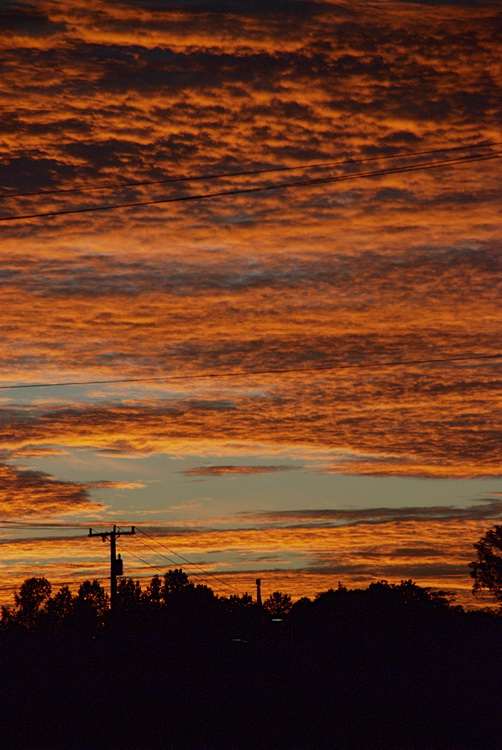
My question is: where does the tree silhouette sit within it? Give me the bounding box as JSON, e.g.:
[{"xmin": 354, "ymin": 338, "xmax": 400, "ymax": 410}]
[
  {"xmin": 116, "ymin": 577, "xmax": 142, "ymax": 612},
  {"xmin": 224, "ymin": 592, "xmax": 254, "ymax": 612},
  {"xmin": 263, "ymin": 590, "xmax": 293, "ymax": 617},
  {"xmin": 162, "ymin": 568, "xmax": 190, "ymax": 601},
  {"xmin": 142, "ymin": 574, "xmax": 163, "ymax": 609},
  {"xmin": 45, "ymin": 584, "xmax": 74, "ymax": 626},
  {"xmin": 1, "ymin": 572, "xmax": 501, "ymax": 750},
  {"xmin": 469, "ymin": 525, "xmax": 502, "ymax": 603},
  {"xmin": 14, "ymin": 576, "xmax": 52, "ymax": 628},
  {"xmin": 75, "ymin": 579, "xmax": 109, "ymax": 625},
  {"xmin": 368, "ymin": 579, "xmax": 454, "ymax": 609},
  {"xmin": 0, "ymin": 604, "xmax": 16, "ymax": 630}
]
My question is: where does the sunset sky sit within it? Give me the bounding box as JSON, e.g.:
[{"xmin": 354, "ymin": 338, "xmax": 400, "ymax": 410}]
[{"xmin": 1, "ymin": 0, "xmax": 500, "ymax": 608}]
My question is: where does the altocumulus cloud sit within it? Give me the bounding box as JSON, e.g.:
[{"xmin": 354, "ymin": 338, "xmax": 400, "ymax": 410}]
[
  {"xmin": 182, "ymin": 464, "xmax": 297, "ymax": 477},
  {"xmin": 0, "ymin": 0, "xmax": 500, "ymax": 603},
  {"xmin": 237, "ymin": 498, "xmax": 502, "ymax": 527},
  {"xmin": 0, "ymin": 462, "xmax": 145, "ymax": 519},
  {"xmin": 0, "ymin": 464, "xmax": 103, "ymax": 519}
]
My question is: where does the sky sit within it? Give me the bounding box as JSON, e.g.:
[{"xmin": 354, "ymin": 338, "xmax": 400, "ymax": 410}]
[{"xmin": 0, "ymin": 0, "xmax": 501, "ymax": 608}]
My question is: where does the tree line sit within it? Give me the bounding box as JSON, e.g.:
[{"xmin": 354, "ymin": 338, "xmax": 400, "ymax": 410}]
[
  {"xmin": 2, "ymin": 523, "xmax": 501, "ymax": 633},
  {"xmin": 0, "ymin": 526, "xmax": 501, "ymax": 749},
  {"xmin": 0, "ymin": 568, "xmax": 294, "ymax": 632}
]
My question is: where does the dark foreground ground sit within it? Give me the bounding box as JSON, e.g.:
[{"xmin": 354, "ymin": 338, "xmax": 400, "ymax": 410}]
[{"xmin": 1, "ymin": 590, "xmax": 501, "ymax": 749}]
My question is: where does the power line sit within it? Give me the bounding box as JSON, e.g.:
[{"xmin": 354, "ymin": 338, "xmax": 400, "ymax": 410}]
[
  {"xmin": 118, "ymin": 538, "xmax": 234, "ymax": 597},
  {"xmin": 0, "ymin": 353, "xmax": 499, "ymax": 392},
  {"xmin": 0, "ymin": 524, "xmax": 86, "ymax": 529},
  {"xmin": 0, "ymin": 521, "xmax": 161, "ymax": 529},
  {"xmin": 125, "ymin": 529, "xmax": 243, "ymax": 596},
  {"xmin": 0, "ymin": 519, "xmax": 100, "ymax": 539},
  {"xmin": 115, "ymin": 541, "xmax": 167, "ymax": 576},
  {"xmin": 136, "ymin": 527, "xmax": 244, "ymax": 596},
  {"xmin": 120, "ymin": 535, "xmax": 187, "ymax": 572},
  {"xmin": 1, "ymin": 150, "xmax": 500, "ymax": 223},
  {"xmin": 116, "ymin": 562, "xmax": 165, "ymax": 579},
  {"xmin": 1, "ymin": 140, "xmax": 497, "ymax": 199}
]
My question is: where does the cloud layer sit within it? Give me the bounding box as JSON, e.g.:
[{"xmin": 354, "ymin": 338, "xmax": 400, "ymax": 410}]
[
  {"xmin": 1, "ymin": 500, "xmax": 500, "ymax": 609},
  {"xmin": 0, "ymin": 464, "xmax": 102, "ymax": 519},
  {"xmin": 0, "ymin": 0, "xmax": 500, "ymax": 600}
]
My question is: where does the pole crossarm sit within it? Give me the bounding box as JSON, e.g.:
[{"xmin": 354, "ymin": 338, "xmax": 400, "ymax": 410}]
[{"xmin": 88, "ymin": 525, "xmax": 136, "ymax": 539}]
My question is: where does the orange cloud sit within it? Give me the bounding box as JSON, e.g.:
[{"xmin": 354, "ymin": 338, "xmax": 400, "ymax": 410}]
[
  {"xmin": 1, "ymin": 0, "xmax": 500, "ymax": 604},
  {"xmin": 182, "ymin": 465, "xmax": 297, "ymax": 477},
  {"xmin": 1, "ymin": 361, "xmax": 500, "ymax": 478},
  {"xmin": 0, "ymin": 463, "xmax": 143, "ymax": 521},
  {"xmin": 0, "ymin": 464, "xmax": 103, "ymax": 519},
  {"xmin": 0, "ymin": 513, "xmax": 498, "ymax": 610}
]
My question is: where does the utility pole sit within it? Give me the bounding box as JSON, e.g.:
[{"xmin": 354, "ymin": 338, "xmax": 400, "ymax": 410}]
[
  {"xmin": 88, "ymin": 525, "xmax": 135, "ymax": 610},
  {"xmin": 256, "ymin": 577, "xmax": 262, "ymax": 607}
]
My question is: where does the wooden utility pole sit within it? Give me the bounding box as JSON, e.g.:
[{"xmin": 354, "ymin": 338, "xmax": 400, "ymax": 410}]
[{"xmin": 88, "ymin": 525, "xmax": 135, "ymax": 609}]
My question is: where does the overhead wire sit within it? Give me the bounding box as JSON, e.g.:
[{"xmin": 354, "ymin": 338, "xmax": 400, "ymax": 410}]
[
  {"xmin": 1, "ymin": 144, "xmax": 499, "ymax": 597},
  {"xmin": 119, "ymin": 534, "xmax": 187, "ymax": 573},
  {"xmin": 136, "ymin": 527, "xmax": 244, "ymax": 595},
  {"xmin": 0, "ymin": 353, "xmax": 499, "ymax": 392},
  {"xmin": 124, "ymin": 528, "xmax": 243, "ymax": 596},
  {"xmin": 1, "ymin": 140, "xmax": 497, "ymax": 200},
  {"xmin": 115, "ymin": 541, "xmax": 167, "ymax": 576},
  {"xmin": 1, "ymin": 150, "xmax": 500, "ymax": 223},
  {"xmin": 0, "ymin": 534, "xmax": 241, "ymax": 598},
  {"xmin": 118, "ymin": 539, "xmax": 232, "ymax": 596},
  {"xmin": 0, "ymin": 522, "xmax": 99, "ymax": 528}
]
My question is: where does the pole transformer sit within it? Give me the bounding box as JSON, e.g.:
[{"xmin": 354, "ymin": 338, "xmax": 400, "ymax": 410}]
[{"xmin": 88, "ymin": 525, "xmax": 135, "ymax": 609}]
